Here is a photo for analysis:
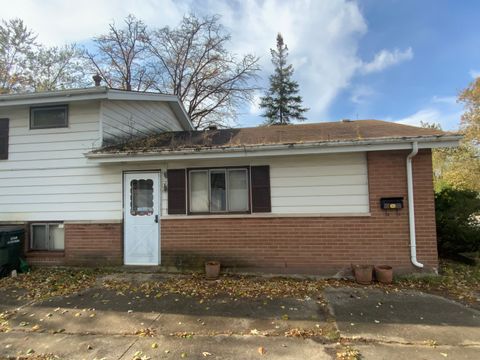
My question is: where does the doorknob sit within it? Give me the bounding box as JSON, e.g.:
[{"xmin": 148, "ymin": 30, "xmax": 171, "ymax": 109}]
[{"xmin": 154, "ymin": 215, "xmax": 159, "ymax": 223}]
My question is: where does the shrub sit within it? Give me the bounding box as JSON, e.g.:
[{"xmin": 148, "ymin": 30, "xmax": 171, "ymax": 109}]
[{"xmin": 435, "ymin": 187, "xmax": 480, "ymax": 256}]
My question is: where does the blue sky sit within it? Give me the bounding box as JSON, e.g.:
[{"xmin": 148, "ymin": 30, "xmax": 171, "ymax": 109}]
[{"xmin": 1, "ymin": 0, "xmax": 478, "ymax": 130}]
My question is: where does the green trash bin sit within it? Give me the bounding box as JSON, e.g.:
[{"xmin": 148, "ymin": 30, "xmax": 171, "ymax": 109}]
[{"xmin": 0, "ymin": 226, "xmax": 24, "ymax": 277}]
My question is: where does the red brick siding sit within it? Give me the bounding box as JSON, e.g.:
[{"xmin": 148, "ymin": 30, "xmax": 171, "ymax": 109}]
[
  {"xmin": 160, "ymin": 150, "xmax": 438, "ymax": 274},
  {"xmin": 26, "ymin": 223, "xmax": 123, "ymax": 266},
  {"xmin": 64, "ymin": 223, "xmax": 123, "ymax": 265}
]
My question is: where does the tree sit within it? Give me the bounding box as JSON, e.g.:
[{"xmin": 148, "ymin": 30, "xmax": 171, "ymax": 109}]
[
  {"xmin": 147, "ymin": 14, "xmax": 260, "ymax": 129},
  {"xmin": 85, "ymin": 15, "xmax": 154, "ymax": 91},
  {"xmin": 260, "ymin": 33, "xmax": 308, "ymax": 125},
  {"xmin": 0, "ymin": 18, "xmax": 37, "ymax": 93},
  {"xmin": 459, "ymin": 77, "xmax": 480, "ymax": 145},
  {"xmin": 422, "ymin": 121, "xmax": 480, "ymax": 193},
  {"xmin": 0, "ymin": 18, "xmax": 88, "ymax": 94},
  {"xmin": 427, "ymin": 78, "xmax": 480, "ymax": 193},
  {"xmin": 28, "ymin": 44, "xmax": 89, "ymax": 91}
]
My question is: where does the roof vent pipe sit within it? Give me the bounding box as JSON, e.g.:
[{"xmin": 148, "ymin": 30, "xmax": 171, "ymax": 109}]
[
  {"xmin": 407, "ymin": 141, "xmax": 424, "ymax": 268},
  {"xmin": 93, "ymin": 74, "xmax": 102, "ymax": 87}
]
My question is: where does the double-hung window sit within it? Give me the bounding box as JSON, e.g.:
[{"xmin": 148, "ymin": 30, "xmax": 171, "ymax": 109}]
[{"xmin": 189, "ymin": 168, "xmax": 249, "ymax": 213}]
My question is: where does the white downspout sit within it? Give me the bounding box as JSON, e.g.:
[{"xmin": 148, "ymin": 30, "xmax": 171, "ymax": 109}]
[{"xmin": 407, "ymin": 141, "xmax": 424, "ymax": 268}]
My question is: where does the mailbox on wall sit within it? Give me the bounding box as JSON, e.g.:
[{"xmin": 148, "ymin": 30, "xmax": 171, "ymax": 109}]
[{"xmin": 380, "ymin": 197, "xmax": 404, "ymax": 210}]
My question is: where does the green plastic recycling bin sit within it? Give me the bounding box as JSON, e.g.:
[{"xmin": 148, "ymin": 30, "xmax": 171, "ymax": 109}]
[{"xmin": 0, "ymin": 226, "xmax": 24, "ymax": 277}]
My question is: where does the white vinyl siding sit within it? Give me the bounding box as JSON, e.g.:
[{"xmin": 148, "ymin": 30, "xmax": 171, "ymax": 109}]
[
  {"xmin": 101, "ymin": 100, "xmax": 183, "ymax": 145},
  {"xmin": 0, "ymin": 101, "xmax": 124, "ymax": 221},
  {"xmin": 162, "ymin": 152, "xmax": 369, "ymax": 217}
]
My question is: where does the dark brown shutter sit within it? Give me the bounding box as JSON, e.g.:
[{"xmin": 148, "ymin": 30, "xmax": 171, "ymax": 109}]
[
  {"xmin": 0, "ymin": 119, "xmax": 9, "ymax": 160},
  {"xmin": 251, "ymin": 165, "xmax": 271, "ymax": 213},
  {"xmin": 167, "ymin": 169, "xmax": 186, "ymax": 214}
]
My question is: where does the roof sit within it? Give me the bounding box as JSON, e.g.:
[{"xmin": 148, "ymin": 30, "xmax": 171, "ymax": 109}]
[
  {"xmin": 91, "ymin": 120, "xmax": 459, "ymax": 156},
  {"xmin": 0, "ymin": 87, "xmax": 193, "ymax": 130}
]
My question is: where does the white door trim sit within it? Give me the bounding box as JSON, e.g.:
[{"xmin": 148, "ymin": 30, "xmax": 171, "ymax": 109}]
[{"xmin": 123, "ymin": 171, "xmax": 161, "ymax": 265}]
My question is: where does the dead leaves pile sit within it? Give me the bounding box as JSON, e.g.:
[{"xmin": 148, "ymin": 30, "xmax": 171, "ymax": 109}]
[
  {"xmin": 2, "ymin": 355, "xmax": 59, "ymax": 360},
  {"xmin": 0, "ymin": 311, "xmax": 12, "ymax": 332},
  {"xmin": 103, "ymin": 274, "xmax": 329, "ymax": 300},
  {"xmin": 336, "ymin": 346, "xmax": 361, "ymax": 360},
  {"xmin": 133, "ymin": 327, "xmax": 157, "ymax": 337},
  {"xmin": 284, "ymin": 327, "xmax": 323, "ymax": 338},
  {"xmin": 397, "ymin": 261, "xmax": 480, "ymax": 304},
  {"xmin": 0, "ymin": 267, "xmax": 99, "ymax": 300}
]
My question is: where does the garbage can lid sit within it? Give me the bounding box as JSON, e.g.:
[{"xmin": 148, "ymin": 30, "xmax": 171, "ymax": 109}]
[{"xmin": 0, "ymin": 226, "xmax": 25, "ymax": 233}]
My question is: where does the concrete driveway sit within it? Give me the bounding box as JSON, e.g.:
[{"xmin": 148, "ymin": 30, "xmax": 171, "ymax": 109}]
[{"xmin": 0, "ymin": 273, "xmax": 479, "ymax": 359}]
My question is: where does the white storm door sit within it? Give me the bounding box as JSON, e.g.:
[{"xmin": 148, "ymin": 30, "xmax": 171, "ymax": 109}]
[{"xmin": 124, "ymin": 172, "xmax": 160, "ymax": 265}]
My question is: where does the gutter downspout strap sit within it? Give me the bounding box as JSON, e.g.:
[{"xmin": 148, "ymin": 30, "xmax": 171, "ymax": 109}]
[{"xmin": 407, "ymin": 141, "xmax": 424, "ymax": 268}]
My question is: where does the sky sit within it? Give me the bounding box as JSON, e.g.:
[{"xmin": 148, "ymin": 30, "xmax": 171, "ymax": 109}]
[{"xmin": 1, "ymin": 0, "xmax": 479, "ymax": 130}]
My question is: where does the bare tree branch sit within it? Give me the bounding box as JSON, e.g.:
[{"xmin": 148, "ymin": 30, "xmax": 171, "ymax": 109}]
[{"xmin": 147, "ymin": 14, "xmax": 260, "ymax": 128}]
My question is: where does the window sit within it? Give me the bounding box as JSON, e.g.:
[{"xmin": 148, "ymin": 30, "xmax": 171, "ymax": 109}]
[
  {"xmin": 30, "ymin": 223, "xmax": 64, "ymax": 251},
  {"xmin": 30, "ymin": 105, "xmax": 68, "ymax": 129},
  {"xmin": 130, "ymin": 179, "xmax": 154, "ymax": 216},
  {"xmin": 188, "ymin": 168, "xmax": 249, "ymax": 213}
]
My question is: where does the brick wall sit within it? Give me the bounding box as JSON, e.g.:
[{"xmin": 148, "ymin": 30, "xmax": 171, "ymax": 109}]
[
  {"xmin": 160, "ymin": 150, "xmax": 438, "ymax": 274},
  {"xmin": 64, "ymin": 223, "xmax": 123, "ymax": 265},
  {"xmin": 26, "ymin": 223, "xmax": 123, "ymax": 266}
]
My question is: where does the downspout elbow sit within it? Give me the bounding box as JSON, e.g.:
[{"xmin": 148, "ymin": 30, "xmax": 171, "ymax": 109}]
[{"xmin": 407, "ymin": 141, "xmax": 424, "ymax": 268}]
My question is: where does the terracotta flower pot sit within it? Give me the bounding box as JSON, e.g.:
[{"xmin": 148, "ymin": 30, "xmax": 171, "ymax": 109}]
[
  {"xmin": 375, "ymin": 265, "xmax": 393, "ymax": 284},
  {"xmin": 353, "ymin": 265, "xmax": 373, "ymax": 285},
  {"xmin": 205, "ymin": 261, "xmax": 221, "ymax": 279}
]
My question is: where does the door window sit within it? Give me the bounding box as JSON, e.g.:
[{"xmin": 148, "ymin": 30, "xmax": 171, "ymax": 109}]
[{"xmin": 130, "ymin": 179, "xmax": 154, "ymax": 216}]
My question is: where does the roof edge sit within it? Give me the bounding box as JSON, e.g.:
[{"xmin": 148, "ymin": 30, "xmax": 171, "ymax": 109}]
[
  {"xmin": 0, "ymin": 87, "xmax": 194, "ymax": 131},
  {"xmin": 86, "ymin": 134, "xmax": 462, "ymax": 162}
]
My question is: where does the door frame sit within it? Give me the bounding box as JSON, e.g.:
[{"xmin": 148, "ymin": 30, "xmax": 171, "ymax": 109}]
[{"xmin": 122, "ymin": 170, "xmax": 162, "ymax": 265}]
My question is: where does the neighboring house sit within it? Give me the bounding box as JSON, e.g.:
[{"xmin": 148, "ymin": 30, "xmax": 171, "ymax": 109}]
[{"xmin": 0, "ymin": 87, "xmax": 461, "ymax": 274}]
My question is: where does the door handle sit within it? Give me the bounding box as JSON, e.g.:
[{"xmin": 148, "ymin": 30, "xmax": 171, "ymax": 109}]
[{"xmin": 154, "ymin": 215, "xmax": 159, "ymax": 223}]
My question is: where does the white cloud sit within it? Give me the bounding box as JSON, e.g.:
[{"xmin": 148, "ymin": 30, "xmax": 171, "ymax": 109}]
[
  {"xmin": 395, "ymin": 96, "xmax": 463, "ymax": 131},
  {"xmin": 469, "ymin": 69, "xmax": 480, "ymax": 79},
  {"xmin": 0, "ymin": 0, "xmax": 415, "ymax": 125},
  {"xmin": 249, "ymin": 91, "xmax": 263, "ymax": 116},
  {"xmin": 0, "ymin": 0, "xmax": 188, "ymax": 46},
  {"xmin": 360, "ymin": 47, "xmax": 413, "ymax": 74},
  {"xmin": 396, "ymin": 108, "xmax": 442, "ymax": 127}
]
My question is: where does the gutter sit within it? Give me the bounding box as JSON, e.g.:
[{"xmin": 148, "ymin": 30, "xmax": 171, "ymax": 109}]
[
  {"xmin": 406, "ymin": 141, "xmax": 423, "ymax": 268},
  {"xmin": 85, "ymin": 135, "xmax": 462, "ymax": 162}
]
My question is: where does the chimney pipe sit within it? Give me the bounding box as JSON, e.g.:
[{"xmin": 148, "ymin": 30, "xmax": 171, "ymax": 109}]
[{"xmin": 93, "ymin": 74, "xmax": 102, "ymax": 87}]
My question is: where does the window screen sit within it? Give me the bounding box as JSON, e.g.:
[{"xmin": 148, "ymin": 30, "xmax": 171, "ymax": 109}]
[
  {"xmin": 190, "ymin": 171, "xmax": 209, "ymax": 212},
  {"xmin": 228, "ymin": 169, "xmax": 249, "ymax": 211}
]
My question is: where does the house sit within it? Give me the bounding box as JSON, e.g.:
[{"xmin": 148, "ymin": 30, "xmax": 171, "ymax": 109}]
[{"xmin": 0, "ymin": 87, "xmax": 461, "ymax": 274}]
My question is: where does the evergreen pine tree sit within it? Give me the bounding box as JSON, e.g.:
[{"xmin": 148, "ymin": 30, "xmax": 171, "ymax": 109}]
[{"xmin": 260, "ymin": 33, "xmax": 308, "ymax": 125}]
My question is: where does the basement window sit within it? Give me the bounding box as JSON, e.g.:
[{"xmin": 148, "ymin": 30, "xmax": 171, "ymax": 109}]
[
  {"xmin": 30, "ymin": 105, "xmax": 68, "ymax": 129},
  {"xmin": 30, "ymin": 223, "xmax": 65, "ymax": 251}
]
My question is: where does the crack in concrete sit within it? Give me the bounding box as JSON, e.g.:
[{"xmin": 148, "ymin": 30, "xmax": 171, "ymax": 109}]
[{"xmin": 117, "ymin": 311, "xmax": 165, "ymax": 360}]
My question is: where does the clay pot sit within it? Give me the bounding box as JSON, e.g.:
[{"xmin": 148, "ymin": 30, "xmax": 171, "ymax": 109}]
[
  {"xmin": 205, "ymin": 261, "xmax": 221, "ymax": 279},
  {"xmin": 375, "ymin": 265, "xmax": 393, "ymax": 284},
  {"xmin": 353, "ymin": 265, "xmax": 373, "ymax": 285}
]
